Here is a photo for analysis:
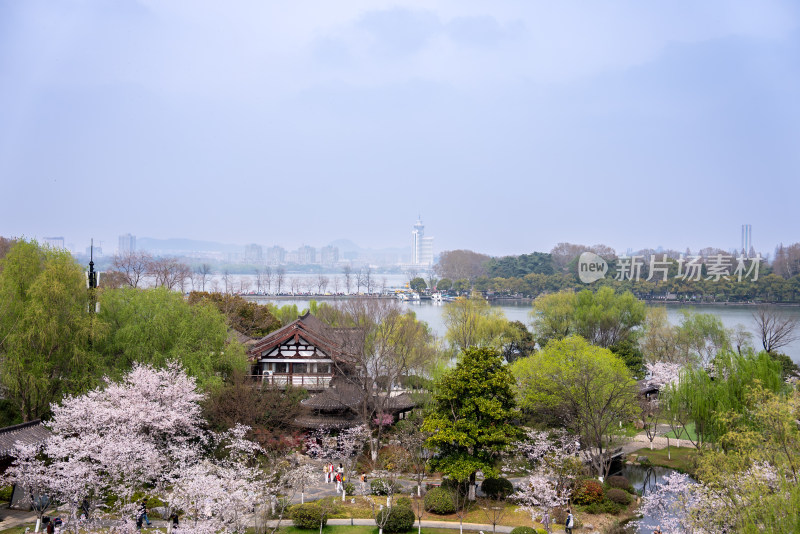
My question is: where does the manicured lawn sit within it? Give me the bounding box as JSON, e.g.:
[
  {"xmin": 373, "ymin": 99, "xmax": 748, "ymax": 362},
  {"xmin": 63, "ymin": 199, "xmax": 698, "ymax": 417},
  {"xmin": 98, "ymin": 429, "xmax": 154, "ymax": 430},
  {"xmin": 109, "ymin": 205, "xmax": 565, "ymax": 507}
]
[
  {"xmin": 627, "ymin": 446, "xmax": 698, "ymax": 475},
  {"xmin": 315, "ymin": 495, "xmax": 536, "ymax": 527},
  {"xmin": 663, "ymin": 422, "xmax": 697, "ymax": 442},
  {"xmin": 277, "ymin": 527, "xmax": 485, "ymax": 534}
]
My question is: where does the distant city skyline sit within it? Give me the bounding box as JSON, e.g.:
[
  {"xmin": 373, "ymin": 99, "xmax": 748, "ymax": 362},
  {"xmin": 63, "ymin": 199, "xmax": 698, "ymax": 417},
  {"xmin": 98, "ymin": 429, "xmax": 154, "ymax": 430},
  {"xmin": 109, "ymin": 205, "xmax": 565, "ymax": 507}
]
[{"xmin": 2, "ymin": 2, "xmax": 798, "ymax": 257}]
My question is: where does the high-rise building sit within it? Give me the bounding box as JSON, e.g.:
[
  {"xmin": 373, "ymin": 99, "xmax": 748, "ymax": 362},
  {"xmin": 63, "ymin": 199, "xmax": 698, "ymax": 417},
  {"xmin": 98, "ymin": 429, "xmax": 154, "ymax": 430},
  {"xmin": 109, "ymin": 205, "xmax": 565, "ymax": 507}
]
[
  {"xmin": 297, "ymin": 245, "xmax": 317, "ymax": 265},
  {"xmin": 43, "ymin": 236, "xmax": 65, "ymax": 249},
  {"xmin": 244, "ymin": 243, "xmax": 263, "ymax": 263},
  {"xmin": 411, "ymin": 218, "xmax": 434, "ymax": 266},
  {"xmin": 118, "ymin": 233, "xmax": 136, "ymax": 254},
  {"xmin": 320, "ymin": 245, "xmax": 339, "ymax": 266},
  {"xmin": 266, "ymin": 246, "xmax": 286, "ymax": 265},
  {"xmin": 741, "ymin": 224, "xmax": 752, "ymax": 255}
]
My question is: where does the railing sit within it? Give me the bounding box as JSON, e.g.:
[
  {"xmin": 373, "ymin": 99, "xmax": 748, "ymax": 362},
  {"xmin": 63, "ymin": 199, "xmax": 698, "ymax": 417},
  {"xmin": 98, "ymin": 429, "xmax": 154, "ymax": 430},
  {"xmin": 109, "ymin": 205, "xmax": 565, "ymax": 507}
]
[{"xmin": 250, "ymin": 374, "xmax": 333, "ymax": 389}]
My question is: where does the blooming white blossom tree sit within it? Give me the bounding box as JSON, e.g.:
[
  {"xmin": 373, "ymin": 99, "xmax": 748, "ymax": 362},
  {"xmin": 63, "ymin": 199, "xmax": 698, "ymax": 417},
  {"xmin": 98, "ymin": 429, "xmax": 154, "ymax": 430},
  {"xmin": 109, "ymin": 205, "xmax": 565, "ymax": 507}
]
[
  {"xmin": 306, "ymin": 424, "xmax": 370, "ymax": 501},
  {"xmin": 645, "ymin": 362, "xmax": 683, "ymax": 390},
  {"xmin": 4, "ymin": 363, "xmax": 269, "ymax": 534},
  {"xmin": 510, "ymin": 430, "xmax": 582, "ymax": 534}
]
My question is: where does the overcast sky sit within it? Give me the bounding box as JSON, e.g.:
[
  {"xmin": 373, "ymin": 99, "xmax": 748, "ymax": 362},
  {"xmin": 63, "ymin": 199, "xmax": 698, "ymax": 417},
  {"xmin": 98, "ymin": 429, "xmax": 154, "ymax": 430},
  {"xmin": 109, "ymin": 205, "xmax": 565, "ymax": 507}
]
[{"xmin": 2, "ymin": 1, "xmax": 799, "ymax": 257}]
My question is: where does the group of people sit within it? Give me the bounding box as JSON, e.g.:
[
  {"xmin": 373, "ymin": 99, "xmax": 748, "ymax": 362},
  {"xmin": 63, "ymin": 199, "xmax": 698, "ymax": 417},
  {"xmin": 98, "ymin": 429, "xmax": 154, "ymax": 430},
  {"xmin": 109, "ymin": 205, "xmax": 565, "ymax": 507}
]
[
  {"xmin": 324, "ymin": 462, "xmax": 347, "ymax": 491},
  {"xmin": 323, "ymin": 461, "xmax": 371, "ymax": 494}
]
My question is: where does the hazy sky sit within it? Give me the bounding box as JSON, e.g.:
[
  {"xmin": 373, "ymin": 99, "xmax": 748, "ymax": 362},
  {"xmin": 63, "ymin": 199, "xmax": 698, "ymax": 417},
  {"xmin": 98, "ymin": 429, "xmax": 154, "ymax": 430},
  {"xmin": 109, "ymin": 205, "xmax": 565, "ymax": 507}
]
[{"xmin": 2, "ymin": 1, "xmax": 799, "ymax": 257}]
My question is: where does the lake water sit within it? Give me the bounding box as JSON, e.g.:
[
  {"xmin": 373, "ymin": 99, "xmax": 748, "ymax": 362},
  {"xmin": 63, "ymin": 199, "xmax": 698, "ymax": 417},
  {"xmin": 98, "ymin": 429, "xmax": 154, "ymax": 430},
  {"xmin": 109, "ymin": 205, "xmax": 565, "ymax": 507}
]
[
  {"xmin": 616, "ymin": 464, "xmax": 690, "ymax": 534},
  {"xmin": 246, "ymin": 296, "xmax": 800, "ymax": 363}
]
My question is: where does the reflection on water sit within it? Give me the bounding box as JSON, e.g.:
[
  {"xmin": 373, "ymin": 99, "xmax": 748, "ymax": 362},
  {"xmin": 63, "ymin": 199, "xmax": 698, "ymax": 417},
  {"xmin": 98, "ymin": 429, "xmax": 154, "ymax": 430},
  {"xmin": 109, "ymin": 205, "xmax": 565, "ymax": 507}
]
[{"xmin": 614, "ymin": 464, "xmax": 689, "ymax": 534}]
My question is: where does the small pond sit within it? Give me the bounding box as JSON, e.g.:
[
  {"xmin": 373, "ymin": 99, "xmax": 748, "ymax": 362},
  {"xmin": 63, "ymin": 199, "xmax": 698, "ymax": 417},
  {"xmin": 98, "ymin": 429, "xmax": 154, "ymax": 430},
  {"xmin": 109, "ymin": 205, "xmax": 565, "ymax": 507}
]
[{"xmin": 611, "ymin": 463, "xmax": 689, "ymax": 534}]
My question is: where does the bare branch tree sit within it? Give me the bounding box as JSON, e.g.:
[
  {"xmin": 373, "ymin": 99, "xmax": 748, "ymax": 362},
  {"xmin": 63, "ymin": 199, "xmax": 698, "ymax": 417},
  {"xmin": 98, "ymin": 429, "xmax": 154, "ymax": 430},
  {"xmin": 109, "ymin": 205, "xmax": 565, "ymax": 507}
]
[
  {"xmin": 149, "ymin": 256, "xmax": 190, "ymax": 290},
  {"xmin": 332, "ymin": 275, "xmax": 341, "ymax": 295},
  {"xmin": 195, "ymin": 263, "xmax": 212, "ymax": 292},
  {"xmin": 264, "ymin": 266, "xmax": 273, "ymax": 294},
  {"xmin": 112, "ymin": 251, "xmax": 151, "ymax": 288},
  {"xmin": 342, "ymin": 265, "xmax": 353, "ymax": 294},
  {"xmin": 316, "ymin": 274, "xmax": 329, "ymax": 294},
  {"xmin": 222, "ymin": 270, "xmax": 232, "ymax": 294},
  {"xmin": 274, "ymin": 267, "xmax": 285, "ymax": 294},
  {"xmin": 254, "ymin": 269, "xmax": 264, "ymax": 293},
  {"xmin": 753, "ymin": 307, "xmax": 799, "ymax": 353},
  {"xmin": 355, "ymin": 269, "xmax": 365, "ymax": 294}
]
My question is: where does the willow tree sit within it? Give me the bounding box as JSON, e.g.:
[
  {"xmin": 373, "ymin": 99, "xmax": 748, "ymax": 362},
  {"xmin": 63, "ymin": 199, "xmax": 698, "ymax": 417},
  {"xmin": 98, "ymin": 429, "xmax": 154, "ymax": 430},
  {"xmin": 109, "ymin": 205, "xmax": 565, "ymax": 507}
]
[
  {"xmin": 0, "ymin": 240, "xmax": 94, "ymax": 421},
  {"xmin": 423, "ymin": 347, "xmax": 521, "ymax": 500},
  {"xmin": 94, "ymin": 287, "xmax": 248, "ymax": 389},
  {"xmin": 662, "ymin": 349, "xmax": 786, "ymax": 448},
  {"xmin": 443, "ymin": 294, "xmax": 514, "ymax": 353}
]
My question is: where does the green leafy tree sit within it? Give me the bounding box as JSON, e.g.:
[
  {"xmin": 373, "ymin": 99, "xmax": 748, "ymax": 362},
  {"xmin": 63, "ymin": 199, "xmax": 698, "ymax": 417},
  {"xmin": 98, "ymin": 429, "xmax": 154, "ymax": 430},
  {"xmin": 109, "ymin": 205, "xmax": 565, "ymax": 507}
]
[
  {"xmin": 502, "ymin": 321, "xmax": 536, "ymax": 364},
  {"xmin": 529, "ymin": 290, "xmax": 577, "ymax": 347},
  {"xmin": 95, "ymin": 287, "xmax": 248, "ymax": 389},
  {"xmin": 530, "ymin": 287, "xmax": 646, "ymax": 349},
  {"xmin": 422, "ymin": 347, "xmax": 521, "ymax": 499},
  {"xmin": 437, "ymin": 278, "xmax": 452, "ymax": 292},
  {"xmin": 409, "ymin": 277, "xmax": 427, "ymax": 293},
  {"xmin": 187, "ymin": 291, "xmax": 281, "ymax": 338},
  {"xmin": 0, "ymin": 240, "xmax": 95, "ymax": 421},
  {"xmin": 443, "ymin": 294, "xmax": 514, "ymax": 353},
  {"xmin": 512, "ymin": 335, "xmax": 638, "ymax": 477}
]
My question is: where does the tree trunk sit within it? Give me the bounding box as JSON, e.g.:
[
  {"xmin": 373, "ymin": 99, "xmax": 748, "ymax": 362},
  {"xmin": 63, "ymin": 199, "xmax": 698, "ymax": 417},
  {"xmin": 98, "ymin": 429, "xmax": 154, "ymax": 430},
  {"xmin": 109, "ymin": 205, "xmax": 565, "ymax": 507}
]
[{"xmin": 468, "ymin": 472, "xmax": 476, "ymax": 501}]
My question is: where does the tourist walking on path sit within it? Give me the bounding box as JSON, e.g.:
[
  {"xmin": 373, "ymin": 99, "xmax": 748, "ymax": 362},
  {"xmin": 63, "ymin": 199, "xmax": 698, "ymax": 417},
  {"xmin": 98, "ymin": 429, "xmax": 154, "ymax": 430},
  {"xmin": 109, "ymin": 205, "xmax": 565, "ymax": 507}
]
[
  {"xmin": 565, "ymin": 510, "xmax": 574, "ymax": 534},
  {"xmin": 137, "ymin": 499, "xmax": 152, "ymax": 529}
]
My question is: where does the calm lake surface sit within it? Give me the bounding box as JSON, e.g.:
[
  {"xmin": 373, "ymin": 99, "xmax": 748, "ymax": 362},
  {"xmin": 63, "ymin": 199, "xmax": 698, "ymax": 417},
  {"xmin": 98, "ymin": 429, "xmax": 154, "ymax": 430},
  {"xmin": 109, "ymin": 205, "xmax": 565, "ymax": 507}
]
[{"xmin": 247, "ymin": 295, "xmax": 800, "ymax": 363}]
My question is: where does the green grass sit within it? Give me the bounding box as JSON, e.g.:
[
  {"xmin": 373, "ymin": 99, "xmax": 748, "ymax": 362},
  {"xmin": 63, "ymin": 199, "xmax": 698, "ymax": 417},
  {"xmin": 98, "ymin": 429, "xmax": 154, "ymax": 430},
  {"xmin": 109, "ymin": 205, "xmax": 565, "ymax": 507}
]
[
  {"xmin": 663, "ymin": 422, "xmax": 697, "ymax": 442},
  {"xmin": 628, "ymin": 446, "xmax": 698, "ymax": 475},
  {"xmin": 276, "ymin": 527, "xmax": 480, "ymax": 534}
]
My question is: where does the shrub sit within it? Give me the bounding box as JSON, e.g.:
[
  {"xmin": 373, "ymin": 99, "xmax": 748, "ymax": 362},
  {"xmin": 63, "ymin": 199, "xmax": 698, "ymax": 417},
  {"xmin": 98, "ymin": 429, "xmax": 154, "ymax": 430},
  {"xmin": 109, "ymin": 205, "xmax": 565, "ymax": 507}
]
[
  {"xmin": 572, "ymin": 479, "xmax": 604, "ymax": 505},
  {"xmin": 0, "ymin": 486, "xmax": 13, "ymax": 502},
  {"xmin": 378, "ymin": 445, "xmax": 412, "ymax": 471},
  {"xmin": 424, "ymin": 487, "xmax": 456, "ymax": 514},
  {"xmin": 291, "ymin": 504, "xmax": 327, "ymax": 529},
  {"xmin": 395, "ymin": 496, "xmax": 412, "ymax": 509},
  {"xmin": 606, "ymin": 475, "xmax": 633, "ymax": 493},
  {"xmin": 510, "ymin": 528, "xmax": 537, "ymax": 534},
  {"xmin": 441, "ymin": 478, "xmax": 468, "ymax": 495},
  {"xmin": 551, "ymin": 507, "xmax": 567, "ymax": 525},
  {"xmin": 585, "ymin": 499, "xmax": 623, "ymax": 515},
  {"xmin": 376, "ymin": 505, "xmax": 415, "ymax": 533},
  {"xmin": 481, "ymin": 478, "xmax": 514, "ymax": 500},
  {"xmin": 371, "ymin": 478, "xmax": 399, "ymax": 496},
  {"xmin": 345, "ymin": 482, "xmax": 355, "ymax": 496},
  {"xmin": 606, "ymin": 488, "xmax": 631, "ymax": 505}
]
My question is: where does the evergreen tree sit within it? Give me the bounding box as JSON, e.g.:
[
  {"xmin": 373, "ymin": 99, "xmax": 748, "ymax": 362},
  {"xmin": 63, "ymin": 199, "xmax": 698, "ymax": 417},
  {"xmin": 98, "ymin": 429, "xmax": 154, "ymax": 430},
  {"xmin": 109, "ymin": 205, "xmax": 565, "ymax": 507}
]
[{"xmin": 423, "ymin": 347, "xmax": 520, "ymax": 499}]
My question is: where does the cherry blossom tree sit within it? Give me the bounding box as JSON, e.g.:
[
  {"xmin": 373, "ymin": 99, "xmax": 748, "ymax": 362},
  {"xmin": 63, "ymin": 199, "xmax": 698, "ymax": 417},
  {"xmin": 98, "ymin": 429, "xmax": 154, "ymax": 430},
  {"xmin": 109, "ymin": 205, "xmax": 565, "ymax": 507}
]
[
  {"xmin": 4, "ymin": 363, "xmax": 269, "ymax": 534},
  {"xmin": 1, "ymin": 443, "xmax": 58, "ymax": 532},
  {"xmin": 510, "ymin": 430, "xmax": 582, "ymax": 534},
  {"xmin": 306, "ymin": 424, "xmax": 370, "ymax": 501},
  {"xmin": 645, "ymin": 361, "xmax": 683, "ymax": 390}
]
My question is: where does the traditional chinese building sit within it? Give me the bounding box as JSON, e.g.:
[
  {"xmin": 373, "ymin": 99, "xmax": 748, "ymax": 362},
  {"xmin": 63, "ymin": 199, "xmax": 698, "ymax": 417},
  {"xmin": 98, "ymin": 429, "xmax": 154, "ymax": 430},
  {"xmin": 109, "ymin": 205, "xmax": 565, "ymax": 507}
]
[{"xmin": 247, "ymin": 312, "xmax": 414, "ymax": 429}]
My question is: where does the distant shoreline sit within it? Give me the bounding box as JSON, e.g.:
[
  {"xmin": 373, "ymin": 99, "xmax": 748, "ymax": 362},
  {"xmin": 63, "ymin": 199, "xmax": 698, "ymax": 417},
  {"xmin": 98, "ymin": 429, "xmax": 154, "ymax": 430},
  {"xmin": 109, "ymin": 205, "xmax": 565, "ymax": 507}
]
[{"xmin": 241, "ymin": 294, "xmax": 800, "ymax": 307}]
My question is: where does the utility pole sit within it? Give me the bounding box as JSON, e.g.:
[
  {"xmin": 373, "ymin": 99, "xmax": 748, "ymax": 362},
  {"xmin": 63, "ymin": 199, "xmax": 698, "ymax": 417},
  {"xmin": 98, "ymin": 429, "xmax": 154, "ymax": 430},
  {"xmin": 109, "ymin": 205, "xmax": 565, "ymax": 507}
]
[{"xmin": 87, "ymin": 239, "xmax": 99, "ymax": 349}]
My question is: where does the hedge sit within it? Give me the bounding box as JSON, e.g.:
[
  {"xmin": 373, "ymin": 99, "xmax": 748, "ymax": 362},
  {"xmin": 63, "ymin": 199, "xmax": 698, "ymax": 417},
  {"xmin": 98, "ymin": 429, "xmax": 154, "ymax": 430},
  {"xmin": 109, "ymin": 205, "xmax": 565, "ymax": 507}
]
[
  {"xmin": 291, "ymin": 504, "xmax": 328, "ymax": 529},
  {"xmin": 376, "ymin": 505, "xmax": 415, "ymax": 533},
  {"xmin": 423, "ymin": 487, "xmax": 456, "ymax": 514}
]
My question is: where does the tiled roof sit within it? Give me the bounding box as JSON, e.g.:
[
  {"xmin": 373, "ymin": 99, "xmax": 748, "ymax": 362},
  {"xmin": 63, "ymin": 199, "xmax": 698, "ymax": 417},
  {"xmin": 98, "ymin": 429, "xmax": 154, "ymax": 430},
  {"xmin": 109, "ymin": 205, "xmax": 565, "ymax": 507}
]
[
  {"xmin": 294, "ymin": 413, "xmax": 361, "ymax": 429},
  {"xmin": 0, "ymin": 421, "xmax": 51, "ymax": 458},
  {"xmin": 247, "ymin": 312, "xmax": 362, "ymax": 364}
]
